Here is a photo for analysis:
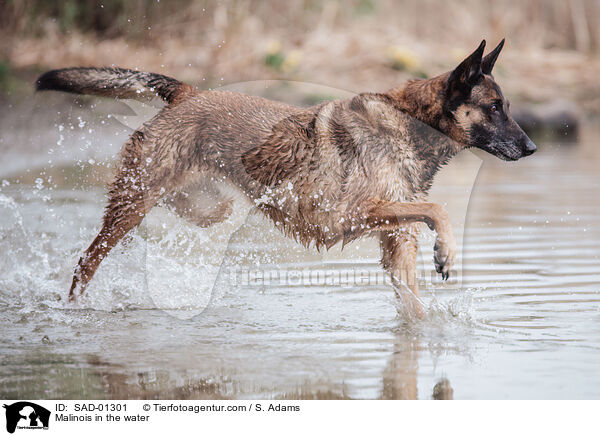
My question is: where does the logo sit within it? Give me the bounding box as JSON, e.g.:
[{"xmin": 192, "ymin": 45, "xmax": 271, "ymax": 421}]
[{"xmin": 3, "ymin": 402, "xmax": 50, "ymax": 433}]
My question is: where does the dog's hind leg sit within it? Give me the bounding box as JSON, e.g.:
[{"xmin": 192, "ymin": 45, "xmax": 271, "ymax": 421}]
[
  {"xmin": 69, "ymin": 129, "xmax": 185, "ymax": 301},
  {"xmin": 69, "ymin": 201, "xmax": 147, "ymax": 302},
  {"xmin": 163, "ymin": 180, "xmax": 233, "ymax": 227}
]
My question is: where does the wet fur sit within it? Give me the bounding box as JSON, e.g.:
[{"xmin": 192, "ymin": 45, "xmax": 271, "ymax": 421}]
[{"xmin": 36, "ymin": 40, "xmax": 535, "ymax": 313}]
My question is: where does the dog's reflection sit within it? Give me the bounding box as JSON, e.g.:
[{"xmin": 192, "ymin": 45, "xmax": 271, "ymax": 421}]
[{"xmin": 381, "ymin": 328, "xmax": 453, "ymax": 400}]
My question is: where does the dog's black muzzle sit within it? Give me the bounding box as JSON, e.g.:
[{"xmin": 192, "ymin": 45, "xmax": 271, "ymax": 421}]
[{"xmin": 521, "ymin": 137, "xmax": 537, "ymax": 156}]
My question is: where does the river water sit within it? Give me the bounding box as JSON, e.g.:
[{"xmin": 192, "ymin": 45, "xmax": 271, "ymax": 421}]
[{"xmin": 1, "ymin": 87, "xmax": 599, "ymax": 399}]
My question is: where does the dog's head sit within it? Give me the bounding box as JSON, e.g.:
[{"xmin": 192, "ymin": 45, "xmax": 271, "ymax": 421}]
[{"xmin": 441, "ymin": 40, "xmax": 536, "ymax": 160}]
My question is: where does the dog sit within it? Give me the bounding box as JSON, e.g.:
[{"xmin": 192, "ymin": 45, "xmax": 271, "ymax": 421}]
[{"xmin": 36, "ymin": 39, "xmax": 535, "ymax": 313}]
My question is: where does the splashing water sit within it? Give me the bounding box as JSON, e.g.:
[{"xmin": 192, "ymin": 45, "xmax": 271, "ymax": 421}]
[{"xmin": 2, "ymin": 89, "xmax": 600, "ymax": 399}]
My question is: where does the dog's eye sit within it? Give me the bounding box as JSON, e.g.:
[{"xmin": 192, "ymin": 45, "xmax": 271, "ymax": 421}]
[{"xmin": 490, "ymin": 103, "xmax": 500, "ymax": 113}]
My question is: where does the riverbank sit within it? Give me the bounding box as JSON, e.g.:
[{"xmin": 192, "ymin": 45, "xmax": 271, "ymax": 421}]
[{"xmin": 2, "ymin": 1, "xmax": 600, "ymax": 117}]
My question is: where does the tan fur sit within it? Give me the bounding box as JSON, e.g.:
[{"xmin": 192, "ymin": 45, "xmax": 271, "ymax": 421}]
[
  {"xmin": 36, "ymin": 40, "xmax": 532, "ymax": 317},
  {"xmin": 65, "ymin": 87, "xmax": 458, "ymax": 312}
]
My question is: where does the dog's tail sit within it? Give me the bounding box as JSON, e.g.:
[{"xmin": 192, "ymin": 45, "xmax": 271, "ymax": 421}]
[{"xmin": 36, "ymin": 67, "xmax": 191, "ymax": 104}]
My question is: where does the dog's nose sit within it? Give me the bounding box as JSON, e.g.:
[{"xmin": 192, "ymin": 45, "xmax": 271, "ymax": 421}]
[{"xmin": 522, "ymin": 138, "xmax": 537, "ymax": 156}]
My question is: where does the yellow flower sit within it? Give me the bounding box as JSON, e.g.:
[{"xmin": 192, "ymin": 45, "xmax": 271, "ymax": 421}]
[
  {"xmin": 281, "ymin": 50, "xmax": 303, "ymax": 73},
  {"xmin": 386, "ymin": 46, "xmax": 421, "ymax": 71},
  {"xmin": 266, "ymin": 40, "xmax": 282, "ymax": 55}
]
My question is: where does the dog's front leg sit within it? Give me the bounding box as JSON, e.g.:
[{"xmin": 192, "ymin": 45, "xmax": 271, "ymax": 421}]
[
  {"xmin": 380, "ymin": 225, "xmax": 423, "ymax": 317},
  {"xmin": 366, "ymin": 201, "xmax": 456, "ymax": 281}
]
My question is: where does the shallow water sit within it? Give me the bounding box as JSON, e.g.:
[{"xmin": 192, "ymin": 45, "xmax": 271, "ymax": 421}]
[{"xmin": 0, "ymin": 91, "xmax": 599, "ymax": 400}]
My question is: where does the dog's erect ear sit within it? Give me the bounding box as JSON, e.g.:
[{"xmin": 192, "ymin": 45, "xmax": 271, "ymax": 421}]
[
  {"xmin": 482, "ymin": 39, "xmax": 505, "ymax": 75},
  {"xmin": 447, "ymin": 40, "xmax": 486, "ymax": 100}
]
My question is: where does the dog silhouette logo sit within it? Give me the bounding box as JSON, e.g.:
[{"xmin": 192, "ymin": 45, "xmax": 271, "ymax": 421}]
[{"xmin": 3, "ymin": 402, "xmax": 50, "ymax": 433}]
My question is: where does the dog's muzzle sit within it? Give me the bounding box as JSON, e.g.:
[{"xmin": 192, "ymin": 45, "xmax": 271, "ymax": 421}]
[{"xmin": 521, "ymin": 137, "xmax": 537, "ymax": 156}]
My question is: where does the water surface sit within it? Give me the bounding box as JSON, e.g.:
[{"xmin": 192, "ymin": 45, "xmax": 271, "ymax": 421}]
[{"xmin": 1, "ymin": 92, "xmax": 599, "ymax": 400}]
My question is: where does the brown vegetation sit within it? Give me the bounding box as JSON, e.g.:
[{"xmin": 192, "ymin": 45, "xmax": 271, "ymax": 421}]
[{"xmin": 1, "ymin": 0, "xmax": 599, "ymax": 113}]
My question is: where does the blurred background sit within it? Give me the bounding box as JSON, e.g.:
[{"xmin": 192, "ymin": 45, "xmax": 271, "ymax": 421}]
[
  {"xmin": 1, "ymin": 0, "xmax": 599, "ymax": 115},
  {"xmin": 1, "ymin": 1, "xmax": 599, "ymax": 400}
]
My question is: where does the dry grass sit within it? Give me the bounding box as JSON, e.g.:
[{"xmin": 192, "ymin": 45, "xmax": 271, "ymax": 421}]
[{"xmin": 2, "ymin": 0, "xmax": 600, "ymax": 113}]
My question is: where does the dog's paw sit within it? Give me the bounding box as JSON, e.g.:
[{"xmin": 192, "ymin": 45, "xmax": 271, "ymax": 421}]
[{"xmin": 433, "ymin": 234, "xmax": 456, "ymax": 280}]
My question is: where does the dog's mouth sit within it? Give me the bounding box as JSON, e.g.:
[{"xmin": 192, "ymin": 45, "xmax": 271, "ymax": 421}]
[
  {"xmin": 486, "ymin": 137, "xmax": 537, "ymax": 161},
  {"xmin": 493, "ymin": 147, "xmax": 521, "ymax": 161},
  {"xmin": 480, "ymin": 142, "xmax": 524, "ymax": 161}
]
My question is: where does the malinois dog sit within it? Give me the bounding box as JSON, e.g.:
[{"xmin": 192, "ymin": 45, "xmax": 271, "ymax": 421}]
[{"xmin": 37, "ymin": 39, "xmax": 535, "ymax": 314}]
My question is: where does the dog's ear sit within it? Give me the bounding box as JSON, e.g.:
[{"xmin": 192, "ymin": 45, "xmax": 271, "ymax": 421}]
[
  {"xmin": 447, "ymin": 40, "xmax": 485, "ymax": 100},
  {"xmin": 482, "ymin": 39, "xmax": 505, "ymax": 75}
]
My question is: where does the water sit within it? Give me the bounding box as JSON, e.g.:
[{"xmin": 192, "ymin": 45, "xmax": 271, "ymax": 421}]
[{"xmin": 0, "ymin": 93, "xmax": 599, "ymax": 400}]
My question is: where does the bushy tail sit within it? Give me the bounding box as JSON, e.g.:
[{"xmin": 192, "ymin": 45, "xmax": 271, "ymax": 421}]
[{"xmin": 36, "ymin": 67, "xmax": 189, "ymax": 104}]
